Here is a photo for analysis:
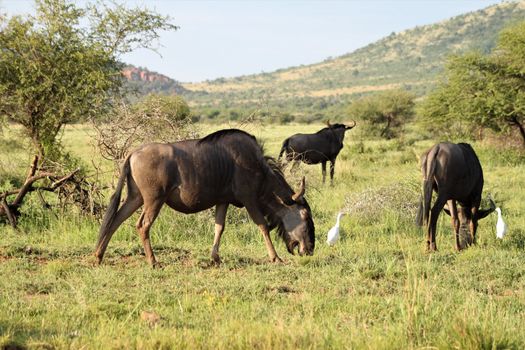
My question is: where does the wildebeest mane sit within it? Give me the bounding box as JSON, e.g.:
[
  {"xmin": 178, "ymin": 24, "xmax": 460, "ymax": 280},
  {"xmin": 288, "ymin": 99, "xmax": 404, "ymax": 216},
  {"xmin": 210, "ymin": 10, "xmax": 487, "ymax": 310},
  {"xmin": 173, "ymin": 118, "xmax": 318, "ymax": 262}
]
[
  {"xmin": 198, "ymin": 128, "xmax": 257, "ymax": 144},
  {"xmin": 316, "ymin": 124, "xmax": 346, "ymax": 134},
  {"xmin": 260, "ymin": 156, "xmax": 292, "ymax": 231}
]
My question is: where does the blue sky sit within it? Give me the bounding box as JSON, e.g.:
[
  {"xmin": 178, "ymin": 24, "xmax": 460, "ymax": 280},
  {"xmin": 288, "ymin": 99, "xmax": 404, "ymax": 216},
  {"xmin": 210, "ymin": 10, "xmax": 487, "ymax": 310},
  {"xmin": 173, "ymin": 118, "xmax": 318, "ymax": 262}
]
[{"xmin": 1, "ymin": 0, "xmax": 503, "ymax": 82}]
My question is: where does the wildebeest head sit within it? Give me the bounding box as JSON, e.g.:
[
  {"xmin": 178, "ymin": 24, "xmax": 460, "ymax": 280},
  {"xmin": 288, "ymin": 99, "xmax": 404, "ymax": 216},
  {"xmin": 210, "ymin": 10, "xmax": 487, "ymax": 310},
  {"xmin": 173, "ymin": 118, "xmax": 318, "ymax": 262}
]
[
  {"xmin": 323, "ymin": 120, "xmax": 357, "ymax": 145},
  {"xmin": 325, "ymin": 120, "xmax": 357, "ymax": 131},
  {"xmin": 443, "ymin": 198, "xmax": 496, "ymax": 240},
  {"xmin": 270, "ymin": 177, "xmax": 315, "ymax": 256}
]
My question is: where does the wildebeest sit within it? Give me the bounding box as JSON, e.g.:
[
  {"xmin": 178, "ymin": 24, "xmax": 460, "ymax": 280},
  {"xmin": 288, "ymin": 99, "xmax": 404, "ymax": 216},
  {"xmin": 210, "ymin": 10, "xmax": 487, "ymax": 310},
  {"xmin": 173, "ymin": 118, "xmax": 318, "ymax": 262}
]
[
  {"xmin": 94, "ymin": 129, "xmax": 315, "ymax": 266},
  {"xmin": 277, "ymin": 120, "xmax": 356, "ymax": 184},
  {"xmin": 416, "ymin": 142, "xmax": 495, "ymax": 251}
]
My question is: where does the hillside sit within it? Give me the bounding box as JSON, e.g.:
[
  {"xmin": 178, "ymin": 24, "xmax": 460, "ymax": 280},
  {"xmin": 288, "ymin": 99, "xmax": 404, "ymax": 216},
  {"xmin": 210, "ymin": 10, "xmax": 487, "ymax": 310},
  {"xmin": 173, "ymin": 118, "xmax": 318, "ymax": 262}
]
[{"xmin": 180, "ymin": 1, "xmax": 525, "ymax": 120}]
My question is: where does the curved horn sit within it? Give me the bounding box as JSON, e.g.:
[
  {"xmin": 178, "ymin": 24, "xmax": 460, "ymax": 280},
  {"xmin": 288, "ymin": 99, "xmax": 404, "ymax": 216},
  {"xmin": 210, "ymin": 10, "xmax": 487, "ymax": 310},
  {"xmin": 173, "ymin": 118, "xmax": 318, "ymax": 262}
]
[
  {"xmin": 292, "ymin": 177, "xmax": 305, "ymax": 201},
  {"xmin": 346, "ymin": 120, "xmax": 356, "ymax": 128},
  {"xmin": 325, "ymin": 120, "xmax": 331, "ymax": 127},
  {"xmin": 477, "ymin": 197, "xmax": 496, "ymax": 219}
]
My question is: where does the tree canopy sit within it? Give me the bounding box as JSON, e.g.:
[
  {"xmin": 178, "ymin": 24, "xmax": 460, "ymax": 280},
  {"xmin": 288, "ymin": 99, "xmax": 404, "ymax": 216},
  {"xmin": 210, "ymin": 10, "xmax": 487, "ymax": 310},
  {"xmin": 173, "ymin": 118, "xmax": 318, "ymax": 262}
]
[
  {"xmin": 348, "ymin": 89, "xmax": 415, "ymax": 139},
  {"xmin": 418, "ymin": 21, "xmax": 525, "ymax": 146},
  {"xmin": 0, "ymin": 0, "xmax": 178, "ymax": 159}
]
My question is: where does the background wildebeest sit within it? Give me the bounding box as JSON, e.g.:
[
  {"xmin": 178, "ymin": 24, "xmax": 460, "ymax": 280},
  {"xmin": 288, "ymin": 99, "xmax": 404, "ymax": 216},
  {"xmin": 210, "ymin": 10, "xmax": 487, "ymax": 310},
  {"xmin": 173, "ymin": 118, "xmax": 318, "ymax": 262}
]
[
  {"xmin": 416, "ymin": 142, "xmax": 495, "ymax": 251},
  {"xmin": 95, "ymin": 129, "xmax": 315, "ymax": 266},
  {"xmin": 278, "ymin": 120, "xmax": 356, "ymax": 184}
]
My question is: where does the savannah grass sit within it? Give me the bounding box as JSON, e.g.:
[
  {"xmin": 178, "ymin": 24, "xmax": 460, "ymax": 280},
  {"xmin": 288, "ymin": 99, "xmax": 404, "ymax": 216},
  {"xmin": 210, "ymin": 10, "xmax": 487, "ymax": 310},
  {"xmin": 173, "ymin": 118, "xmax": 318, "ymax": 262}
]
[{"xmin": 1, "ymin": 123, "xmax": 524, "ymax": 349}]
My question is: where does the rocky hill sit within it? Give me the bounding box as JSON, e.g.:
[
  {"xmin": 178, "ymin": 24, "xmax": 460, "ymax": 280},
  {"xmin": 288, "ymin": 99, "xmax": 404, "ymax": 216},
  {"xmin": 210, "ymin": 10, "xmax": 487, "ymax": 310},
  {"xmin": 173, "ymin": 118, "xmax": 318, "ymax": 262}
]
[{"xmin": 123, "ymin": 65, "xmax": 187, "ymax": 96}]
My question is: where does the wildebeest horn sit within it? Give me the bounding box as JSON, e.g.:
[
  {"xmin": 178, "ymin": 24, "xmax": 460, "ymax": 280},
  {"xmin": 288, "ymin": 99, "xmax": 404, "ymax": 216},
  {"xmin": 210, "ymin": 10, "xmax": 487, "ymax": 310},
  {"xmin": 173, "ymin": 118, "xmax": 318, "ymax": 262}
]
[
  {"xmin": 325, "ymin": 120, "xmax": 331, "ymax": 127},
  {"xmin": 292, "ymin": 177, "xmax": 306, "ymax": 201},
  {"xmin": 346, "ymin": 120, "xmax": 356, "ymax": 128},
  {"xmin": 477, "ymin": 197, "xmax": 496, "ymax": 219}
]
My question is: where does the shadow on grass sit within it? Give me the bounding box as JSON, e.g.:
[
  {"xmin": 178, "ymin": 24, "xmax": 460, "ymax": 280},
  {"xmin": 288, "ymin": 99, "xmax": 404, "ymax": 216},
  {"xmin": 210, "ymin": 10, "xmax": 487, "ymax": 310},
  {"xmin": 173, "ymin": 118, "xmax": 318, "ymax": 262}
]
[
  {"xmin": 0, "ymin": 321, "xmax": 58, "ymax": 350},
  {"xmin": 197, "ymin": 254, "xmax": 268, "ymax": 270}
]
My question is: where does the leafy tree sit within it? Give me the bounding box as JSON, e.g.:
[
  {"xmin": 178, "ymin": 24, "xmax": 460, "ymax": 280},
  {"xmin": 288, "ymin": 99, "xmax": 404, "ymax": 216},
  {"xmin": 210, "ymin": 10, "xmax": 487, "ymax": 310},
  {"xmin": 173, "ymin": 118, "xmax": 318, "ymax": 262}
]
[
  {"xmin": 134, "ymin": 93, "xmax": 192, "ymax": 125},
  {"xmin": 348, "ymin": 89, "xmax": 415, "ymax": 139},
  {"xmin": 0, "ymin": 0, "xmax": 177, "ymax": 159},
  {"xmin": 419, "ymin": 21, "xmax": 525, "ymax": 146}
]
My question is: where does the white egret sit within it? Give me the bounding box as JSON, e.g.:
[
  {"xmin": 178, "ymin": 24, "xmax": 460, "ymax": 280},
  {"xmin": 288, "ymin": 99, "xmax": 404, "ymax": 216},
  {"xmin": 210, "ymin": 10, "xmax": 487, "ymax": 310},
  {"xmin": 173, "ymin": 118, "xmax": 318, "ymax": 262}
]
[
  {"xmin": 495, "ymin": 207, "xmax": 507, "ymax": 239},
  {"xmin": 327, "ymin": 212, "xmax": 345, "ymax": 246}
]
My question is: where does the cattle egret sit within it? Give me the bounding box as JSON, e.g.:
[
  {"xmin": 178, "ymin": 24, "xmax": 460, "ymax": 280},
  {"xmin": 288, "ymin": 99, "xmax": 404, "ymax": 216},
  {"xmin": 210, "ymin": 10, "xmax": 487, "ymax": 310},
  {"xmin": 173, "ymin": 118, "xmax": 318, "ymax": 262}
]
[
  {"xmin": 327, "ymin": 212, "xmax": 345, "ymax": 246},
  {"xmin": 495, "ymin": 207, "xmax": 507, "ymax": 239}
]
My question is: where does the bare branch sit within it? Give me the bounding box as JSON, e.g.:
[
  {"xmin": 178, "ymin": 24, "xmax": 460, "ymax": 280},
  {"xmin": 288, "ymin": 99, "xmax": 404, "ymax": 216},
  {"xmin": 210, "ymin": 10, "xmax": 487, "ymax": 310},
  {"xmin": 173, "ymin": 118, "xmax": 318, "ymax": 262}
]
[{"xmin": 1, "ymin": 197, "xmax": 17, "ymax": 228}]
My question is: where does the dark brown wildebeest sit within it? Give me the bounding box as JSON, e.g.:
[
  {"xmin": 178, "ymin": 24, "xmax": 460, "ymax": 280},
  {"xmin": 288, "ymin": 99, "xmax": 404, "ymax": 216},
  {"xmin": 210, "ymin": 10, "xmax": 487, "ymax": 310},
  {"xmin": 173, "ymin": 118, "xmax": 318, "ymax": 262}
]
[
  {"xmin": 416, "ymin": 142, "xmax": 495, "ymax": 251},
  {"xmin": 94, "ymin": 129, "xmax": 315, "ymax": 266},
  {"xmin": 278, "ymin": 120, "xmax": 356, "ymax": 184}
]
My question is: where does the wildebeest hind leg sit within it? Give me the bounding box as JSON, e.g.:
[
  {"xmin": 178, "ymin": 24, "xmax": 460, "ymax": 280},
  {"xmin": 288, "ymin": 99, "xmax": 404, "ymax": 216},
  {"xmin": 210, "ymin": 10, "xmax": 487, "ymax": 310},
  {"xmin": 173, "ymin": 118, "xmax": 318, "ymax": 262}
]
[
  {"xmin": 244, "ymin": 202, "xmax": 282, "ymax": 263},
  {"xmin": 321, "ymin": 162, "xmax": 327, "ymax": 183},
  {"xmin": 136, "ymin": 200, "xmax": 164, "ymax": 267},
  {"xmin": 95, "ymin": 195, "xmax": 143, "ymax": 264},
  {"xmin": 211, "ymin": 204, "xmax": 228, "ymax": 264},
  {"xmin": 428, "ymin": 197, "xmax": 446, "ymax": 251}
]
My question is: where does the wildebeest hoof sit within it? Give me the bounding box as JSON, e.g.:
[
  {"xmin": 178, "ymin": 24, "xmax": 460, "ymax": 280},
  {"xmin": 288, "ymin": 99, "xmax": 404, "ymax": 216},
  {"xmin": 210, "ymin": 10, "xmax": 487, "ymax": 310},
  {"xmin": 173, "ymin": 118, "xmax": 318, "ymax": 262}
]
[
  {"xmin": 426, "ymin": 244, "xmax": 438, "ymax": 252},
  {"xmin": 270, "ymin": 256, "xmax": 283, "ymax": 263},
  {"xmin": 93, "ymin": 254, "xmax": 104, "ymax": 266},
  {"xmin": 151, "ymin": 261, "xmax": 164, "ymax": 269},
  {"xmin": 211, "ymin": 254, "xmax": 222, "ymax": 265}
]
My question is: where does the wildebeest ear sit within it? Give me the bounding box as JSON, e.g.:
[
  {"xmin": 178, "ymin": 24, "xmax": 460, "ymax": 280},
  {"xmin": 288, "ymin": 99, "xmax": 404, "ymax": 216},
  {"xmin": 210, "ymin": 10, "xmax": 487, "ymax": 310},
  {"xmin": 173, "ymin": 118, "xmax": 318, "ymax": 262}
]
[{"xmin": 292, "ymin": 177, "xmax": 306, "ymax": 201}]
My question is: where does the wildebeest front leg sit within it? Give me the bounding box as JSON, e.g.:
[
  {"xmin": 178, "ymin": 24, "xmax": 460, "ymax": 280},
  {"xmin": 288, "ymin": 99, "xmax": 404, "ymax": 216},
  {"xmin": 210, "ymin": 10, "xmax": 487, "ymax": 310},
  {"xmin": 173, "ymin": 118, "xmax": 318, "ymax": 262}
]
[
  {"xmin": 211, "ymin": 203, "xmax": 228, "ymax": 264},
  {"xmin": 244, "ymin": 202, "xmax": 282, "ymax": 263},
  {"xmin": 136, "ymin": 200, "xmax": 163, "ymax": 267},
  {"xmin": 469, "ymin": 206, "xmax": 479, "ymax": 245},
  {"xmin": 448, "ymin": 200, "xmax": 461, "ymax": 251},
  {"xmin": 321, "ymin": 161, "xmax": 327, "ymax": 183},
  {"xmin": 329, "ymin": 159, "xmax": 336, "ymax": 186},
  {"xmin": 258, "ymin": 224, "xmax": 282, "ymax": 263}
]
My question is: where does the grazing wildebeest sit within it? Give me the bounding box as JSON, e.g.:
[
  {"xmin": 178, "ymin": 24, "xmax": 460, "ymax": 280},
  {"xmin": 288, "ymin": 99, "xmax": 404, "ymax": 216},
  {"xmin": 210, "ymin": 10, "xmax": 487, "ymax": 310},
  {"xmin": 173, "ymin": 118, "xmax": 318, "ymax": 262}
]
[
  {"xmin": 416, "ymin": 142, "xmax": 495, "ymax": 251},
  {"xmin": 94, "ymin": 129, "xmax": 315, "ymax": 267},
  {"xmin": 277, "ymin": 120, "xmax": 356, "ymax": 184}
]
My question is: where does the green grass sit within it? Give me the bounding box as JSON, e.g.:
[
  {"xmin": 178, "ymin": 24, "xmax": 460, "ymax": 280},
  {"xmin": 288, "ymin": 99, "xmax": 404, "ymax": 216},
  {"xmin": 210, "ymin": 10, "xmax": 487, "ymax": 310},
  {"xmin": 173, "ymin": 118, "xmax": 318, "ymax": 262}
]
[{"xmin": 1, "ymin": 123, "xmax": 524, "ymax": 349}]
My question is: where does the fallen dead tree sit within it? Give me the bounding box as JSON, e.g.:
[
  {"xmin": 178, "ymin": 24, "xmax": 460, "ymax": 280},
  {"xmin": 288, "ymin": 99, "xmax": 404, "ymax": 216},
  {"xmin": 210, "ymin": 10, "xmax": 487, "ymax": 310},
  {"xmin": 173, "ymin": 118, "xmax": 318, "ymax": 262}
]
[{"xmin": 0, "ymin": 155, "xmax": 80, "ymax": 228}]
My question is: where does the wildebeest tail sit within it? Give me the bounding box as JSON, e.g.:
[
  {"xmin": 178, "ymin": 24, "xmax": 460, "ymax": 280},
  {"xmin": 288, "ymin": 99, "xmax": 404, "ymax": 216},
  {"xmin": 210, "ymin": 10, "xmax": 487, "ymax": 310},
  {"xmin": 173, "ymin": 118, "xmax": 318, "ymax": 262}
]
[
  {"xmin": 415, "ymin": 195, "xmax": 424, "ymax": 226},
  {"xmin": 278, "ymin": 138, "xmax": 289, "ymax": 161},
  {"xmin": 95, "ymin": 154, "xmax": 131, "ymax": 252},
  {"xmin": 420, "ymin": 145, "xmax": 439, "ymax": 227}
]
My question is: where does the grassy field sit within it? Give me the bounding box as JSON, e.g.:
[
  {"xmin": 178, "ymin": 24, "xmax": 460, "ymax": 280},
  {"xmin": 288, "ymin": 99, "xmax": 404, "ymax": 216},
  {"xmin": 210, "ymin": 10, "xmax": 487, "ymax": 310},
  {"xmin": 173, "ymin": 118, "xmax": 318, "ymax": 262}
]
[{"xmin": 1, "ymin": 123, "xmax": 525, "ymax": 349}]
